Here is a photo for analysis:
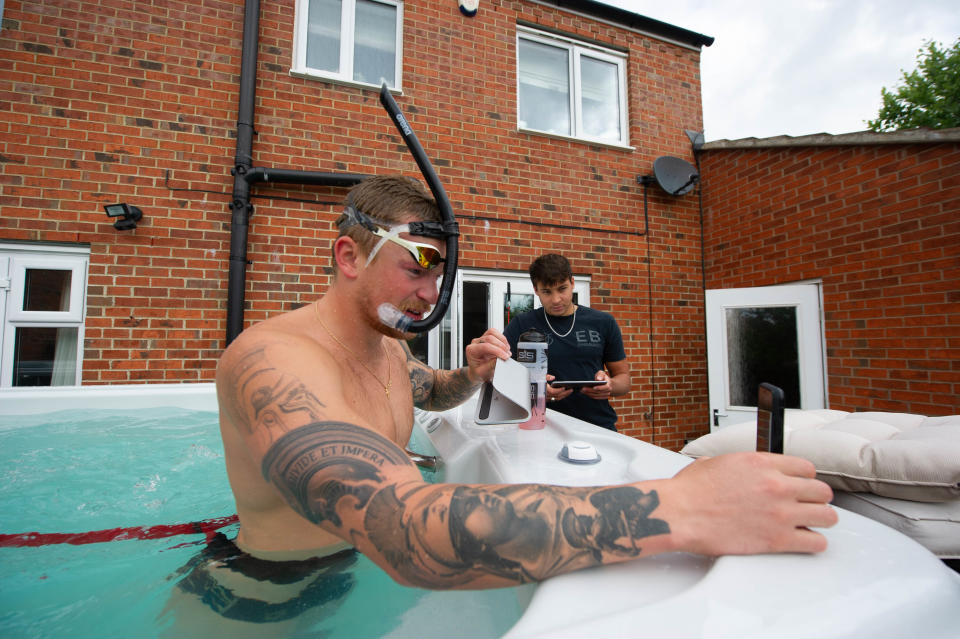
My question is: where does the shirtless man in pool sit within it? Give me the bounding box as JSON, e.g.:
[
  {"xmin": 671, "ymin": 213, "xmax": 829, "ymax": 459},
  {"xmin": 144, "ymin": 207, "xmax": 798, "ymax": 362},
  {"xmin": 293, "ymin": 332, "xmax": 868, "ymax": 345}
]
[{"xmin": 213, "ymin": 175, "xmax": 837, "ymax": 594}]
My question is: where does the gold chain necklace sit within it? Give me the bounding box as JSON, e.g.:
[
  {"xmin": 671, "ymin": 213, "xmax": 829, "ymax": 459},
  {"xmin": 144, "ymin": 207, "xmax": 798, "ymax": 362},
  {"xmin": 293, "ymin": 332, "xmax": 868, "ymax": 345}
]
[{"xmin": 315, "ymin": 302, "xmax": 392, "ymax": 396}]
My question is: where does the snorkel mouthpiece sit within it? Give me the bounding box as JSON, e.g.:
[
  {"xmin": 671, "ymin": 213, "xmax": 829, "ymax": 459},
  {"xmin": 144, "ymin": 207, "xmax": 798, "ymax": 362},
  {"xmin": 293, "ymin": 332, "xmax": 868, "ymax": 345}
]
[
  {"xmin": 378, "ymin": 303, "xmax": 413, "ymax": 333},
  {"xmin": 378, "ymin": 83, "xmax": 459, "ymax": 334}
]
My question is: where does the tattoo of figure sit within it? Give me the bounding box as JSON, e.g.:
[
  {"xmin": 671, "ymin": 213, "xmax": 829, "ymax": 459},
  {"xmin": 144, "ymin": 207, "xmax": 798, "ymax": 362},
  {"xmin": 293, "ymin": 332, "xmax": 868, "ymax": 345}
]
[
  {"xmin": 563, "ymin": 487, "xmax": 669, "ymax": 558},
  {"xmin": 229, "ymin": 347, "xmax": 326, "ymax": 435},
  {"xmin": 407, "ymin": 364, "xmax": 435, "ymax": 407}
]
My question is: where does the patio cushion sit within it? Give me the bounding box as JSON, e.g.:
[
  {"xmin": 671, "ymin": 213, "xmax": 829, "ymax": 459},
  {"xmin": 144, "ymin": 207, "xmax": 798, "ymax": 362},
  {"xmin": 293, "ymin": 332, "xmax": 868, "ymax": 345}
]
[
  {"xmin": 681, "ymin": 410, "xmax": 960, "ymax": 502},
  {"xmin": 830, "ymin": 491, "xmax": 960, "ymax": 559}
]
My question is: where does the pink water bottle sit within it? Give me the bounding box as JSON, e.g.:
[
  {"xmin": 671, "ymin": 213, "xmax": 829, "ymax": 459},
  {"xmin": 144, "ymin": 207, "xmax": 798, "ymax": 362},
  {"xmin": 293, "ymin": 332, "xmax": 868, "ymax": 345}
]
[{"xmin": 517, "ymin": 328, "xmax": 548, "ymax": 430}]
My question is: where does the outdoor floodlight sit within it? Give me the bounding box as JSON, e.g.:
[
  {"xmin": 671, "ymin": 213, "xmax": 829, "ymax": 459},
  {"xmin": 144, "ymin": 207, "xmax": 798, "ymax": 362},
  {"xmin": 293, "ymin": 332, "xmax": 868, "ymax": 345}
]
[{"xmin": 104, "ymin": 203, "xmax": 143, "ymax": 230}]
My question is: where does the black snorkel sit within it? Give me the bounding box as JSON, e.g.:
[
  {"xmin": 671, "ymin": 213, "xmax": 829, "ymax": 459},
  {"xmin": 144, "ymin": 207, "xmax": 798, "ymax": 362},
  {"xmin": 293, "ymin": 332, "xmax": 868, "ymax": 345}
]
[{"xmin": 376, "ymin": 83, "xmax": 459, "ymax": 334}]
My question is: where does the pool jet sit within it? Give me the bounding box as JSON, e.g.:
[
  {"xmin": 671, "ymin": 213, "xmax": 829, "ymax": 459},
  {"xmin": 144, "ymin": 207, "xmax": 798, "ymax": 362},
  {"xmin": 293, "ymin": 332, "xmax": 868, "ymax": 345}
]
[{"xmin": 374, "ymin": 83, "xmax": 460, "ymax": 334}]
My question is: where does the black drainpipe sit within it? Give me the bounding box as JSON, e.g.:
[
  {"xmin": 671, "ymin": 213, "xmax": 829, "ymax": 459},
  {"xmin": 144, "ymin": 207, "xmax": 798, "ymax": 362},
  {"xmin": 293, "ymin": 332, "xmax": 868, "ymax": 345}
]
[
  {"xmin": 244, "ymin": 168, "xmax": 368, "ymax": 187},
  {"xmin": 225, "ymin": 0, "xmax": 366, "ymax": 346},
  {"xmin": 226, "ymin": 0, "xmax": 260, "ymax": 345}
]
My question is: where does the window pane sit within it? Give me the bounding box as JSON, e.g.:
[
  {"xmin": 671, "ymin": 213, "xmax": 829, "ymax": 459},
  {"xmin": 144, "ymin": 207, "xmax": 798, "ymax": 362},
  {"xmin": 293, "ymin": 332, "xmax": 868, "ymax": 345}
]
[
  {"xmin": 580, "ymin": 56, "xmax": 620, "ymax": 141},
  {"xmin": 353, "ymin": 0, "xmax": 396, "ymax": 86},
  {"xmin": 306, "ymin": 0, "xmax": 342, "ymax": 72},
  {"xmin": 462, "ymin": 281, "xmax": 489, "ymax": 356},
  {"xmin": 13, "ymin": 326, "xmax": 78, "ymax": 386},
  {"xmin": 518, "ymin": 39, "xmax": 570, "ymax": 135},
  {"xmin": 439, "ymin": 308, "xmax": 452, "ymax": 370},
  {"xmin": 23, "ymin": 268, "xmax": 72, "ymax": 312},
  {"xmin": 504, "ymin": 292, "xmax": 533, "ymax": 327},
  {"xmin": 725, "ymin": 306, "xmax": 801, "ymax": 408}
]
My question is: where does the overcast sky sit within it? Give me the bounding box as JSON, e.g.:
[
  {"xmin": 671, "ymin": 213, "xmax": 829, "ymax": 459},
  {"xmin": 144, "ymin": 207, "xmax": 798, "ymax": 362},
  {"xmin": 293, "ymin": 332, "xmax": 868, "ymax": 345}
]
[{"xmin": 602, "ymin": 0, "xmax": 960, "ymax": 141}]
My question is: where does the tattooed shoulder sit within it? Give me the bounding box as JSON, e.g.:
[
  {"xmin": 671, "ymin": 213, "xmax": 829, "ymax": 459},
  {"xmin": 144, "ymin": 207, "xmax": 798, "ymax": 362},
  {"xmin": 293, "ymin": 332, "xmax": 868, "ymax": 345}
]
[{"xmin": 220, "ymin": 337, "xmax": 329, "ymax": 439}]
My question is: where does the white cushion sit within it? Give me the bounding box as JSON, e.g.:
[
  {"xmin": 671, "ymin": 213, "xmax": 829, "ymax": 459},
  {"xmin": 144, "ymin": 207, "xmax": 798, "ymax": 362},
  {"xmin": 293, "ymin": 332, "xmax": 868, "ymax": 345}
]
[
  {"xmin": 831, "ymin": 492, "xmax": 960, "ymax": 559},
  {"xmin": 681, "ymin": 410, "xmax": 960, "ymax": 502}
]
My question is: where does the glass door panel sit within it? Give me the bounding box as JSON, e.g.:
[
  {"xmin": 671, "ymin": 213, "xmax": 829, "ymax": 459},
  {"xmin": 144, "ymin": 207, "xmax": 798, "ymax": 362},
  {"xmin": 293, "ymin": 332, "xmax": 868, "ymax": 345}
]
[
  {"xmin": 504, "ymin": 291, "xmax": 534, "ymax": 327},
  {"xmin": 725, "ymin": 306, "xmax": 801, "ymax": 409},
  {"xmin": 405, "ymin": 307, "xmax": 452, "ymax": 370},
  {"xmin": 462, "ymin": 281, "xmax": 489, "ymax": 357}
]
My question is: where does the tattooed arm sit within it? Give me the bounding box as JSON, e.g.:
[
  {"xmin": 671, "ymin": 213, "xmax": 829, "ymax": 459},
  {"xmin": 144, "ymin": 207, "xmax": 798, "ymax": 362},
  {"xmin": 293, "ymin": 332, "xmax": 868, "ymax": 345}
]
[
  {"xmin": 218, "ymin": 331, "xmax": 837, "ymax": 590},
  {"xmin": 261, "ymin": 419, "xmax": 677, "ymax": 589},
  {"xmin": 405, "ymin": 328, "xmax": 511, "ymax": 412}
]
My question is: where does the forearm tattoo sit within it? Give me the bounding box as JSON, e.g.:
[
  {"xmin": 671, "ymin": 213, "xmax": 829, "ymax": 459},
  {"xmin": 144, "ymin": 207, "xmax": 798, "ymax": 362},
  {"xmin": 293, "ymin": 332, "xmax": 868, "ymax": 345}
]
[
  {"xmin": 261, "ymin": 419, "xmax": 670, "ymax": 589},
  {"xmin": 404, "ymin": 343, "xmax": 480, "ymax": 411}
]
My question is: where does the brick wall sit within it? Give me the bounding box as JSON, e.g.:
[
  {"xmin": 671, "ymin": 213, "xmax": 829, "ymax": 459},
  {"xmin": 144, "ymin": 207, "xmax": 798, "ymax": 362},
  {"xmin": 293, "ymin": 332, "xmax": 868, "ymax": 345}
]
[
  {"xmin": 699, "ymin": 140, "xmax": 960, "ymax": 416},
  {"xmin": 0, "ymin": 0, "xmax": 708, "ymax": 448}
]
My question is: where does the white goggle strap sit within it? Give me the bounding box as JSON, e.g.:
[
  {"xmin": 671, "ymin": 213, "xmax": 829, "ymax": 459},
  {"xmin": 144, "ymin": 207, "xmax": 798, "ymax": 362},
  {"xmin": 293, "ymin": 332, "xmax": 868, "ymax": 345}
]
[{"xmin": 366, "ymin": 224, "xmax": 411, "ymax": 266}]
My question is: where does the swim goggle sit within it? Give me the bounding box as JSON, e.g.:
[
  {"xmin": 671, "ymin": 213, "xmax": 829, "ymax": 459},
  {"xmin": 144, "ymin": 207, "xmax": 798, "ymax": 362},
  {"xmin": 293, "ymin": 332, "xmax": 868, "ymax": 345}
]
[
  {"xmin": 367, "ymin": 224, "xmax": 445, "ymax": 269},
  {"xmin": 339, "ymin": 205, "xmax": 448, "ymax": 270}
]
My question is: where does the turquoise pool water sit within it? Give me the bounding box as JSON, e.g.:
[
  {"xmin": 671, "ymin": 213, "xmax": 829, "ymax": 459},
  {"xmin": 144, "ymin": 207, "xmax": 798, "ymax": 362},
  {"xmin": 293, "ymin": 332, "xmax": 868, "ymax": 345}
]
[{"xmin": 0, "ymin": 408, "xmax": 529, "ymax": 638}]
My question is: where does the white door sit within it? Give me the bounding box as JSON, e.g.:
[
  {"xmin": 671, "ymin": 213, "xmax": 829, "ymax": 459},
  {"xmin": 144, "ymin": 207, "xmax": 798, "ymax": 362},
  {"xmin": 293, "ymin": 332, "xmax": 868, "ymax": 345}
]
[{"xmin": 705, "ymin": 284, "xmax": 826, "ymax": 429}]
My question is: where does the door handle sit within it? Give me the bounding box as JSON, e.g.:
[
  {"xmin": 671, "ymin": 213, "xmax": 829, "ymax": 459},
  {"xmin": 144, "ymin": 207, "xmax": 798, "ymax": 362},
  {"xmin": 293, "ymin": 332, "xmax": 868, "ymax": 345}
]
[{"xmin": 712, "ymin": 408, "xmax": 728, "ymax": 426}]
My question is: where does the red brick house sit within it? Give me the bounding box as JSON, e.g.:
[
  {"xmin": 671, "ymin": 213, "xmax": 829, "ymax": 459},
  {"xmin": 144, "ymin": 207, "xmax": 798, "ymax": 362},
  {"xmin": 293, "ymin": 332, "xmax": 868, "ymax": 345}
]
[{"xmin": 1, "ymin": 0, "xmax": 956, "ymax": 449}]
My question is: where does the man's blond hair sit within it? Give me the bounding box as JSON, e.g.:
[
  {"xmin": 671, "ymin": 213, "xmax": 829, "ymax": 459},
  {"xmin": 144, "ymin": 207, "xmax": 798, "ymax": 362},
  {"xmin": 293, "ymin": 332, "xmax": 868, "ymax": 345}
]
[{"xmin": 334, "ymin": 175, "xmax": 441, "ymax": 257}]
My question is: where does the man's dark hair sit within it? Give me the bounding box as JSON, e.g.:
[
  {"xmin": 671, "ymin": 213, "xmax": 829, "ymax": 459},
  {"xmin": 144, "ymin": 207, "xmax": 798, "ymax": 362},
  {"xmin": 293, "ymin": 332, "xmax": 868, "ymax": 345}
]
[{"xmin": 529, "ymin": 254, "xmax": 573, "ymax": 288}]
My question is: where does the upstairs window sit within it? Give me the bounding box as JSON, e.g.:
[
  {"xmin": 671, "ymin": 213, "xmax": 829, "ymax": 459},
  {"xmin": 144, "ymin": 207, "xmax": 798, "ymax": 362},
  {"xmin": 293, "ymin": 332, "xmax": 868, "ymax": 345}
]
[
  {"xmin": 517, "ymin": 27, "xmax": 628, "ymax": 146},
  {"xmin": 293, "ymin": 0, "xmax": 403, "ymax": 90}
]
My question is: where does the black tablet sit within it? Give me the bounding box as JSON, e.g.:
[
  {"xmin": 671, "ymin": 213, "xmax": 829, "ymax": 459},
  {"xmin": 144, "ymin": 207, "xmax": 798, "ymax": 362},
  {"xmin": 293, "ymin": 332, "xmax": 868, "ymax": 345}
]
[{"xmin": 548, "ymin": 380, "xmax": 605, "ymax": 389}]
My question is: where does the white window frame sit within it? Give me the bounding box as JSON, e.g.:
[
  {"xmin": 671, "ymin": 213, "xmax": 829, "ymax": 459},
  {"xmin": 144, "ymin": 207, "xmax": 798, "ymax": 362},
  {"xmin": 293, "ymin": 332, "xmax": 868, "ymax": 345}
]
[
  {"xmin": 292, "ymin": 0, "xmax": 404, "ymax": 91},
  {"xmin": 0, "ymin": 243, "xmax": 90, "ymax": 387},
  {"xmin": 516, "ymin": 26, "xmax": 629, "ymax": 147}
]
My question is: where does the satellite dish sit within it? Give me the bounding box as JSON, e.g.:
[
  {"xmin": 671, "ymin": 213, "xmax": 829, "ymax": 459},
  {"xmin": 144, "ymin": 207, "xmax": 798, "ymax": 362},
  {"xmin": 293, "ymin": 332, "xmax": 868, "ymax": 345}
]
[{"xmin": 652, "ymin": 156, "xmax": 699, "ymax": 196}]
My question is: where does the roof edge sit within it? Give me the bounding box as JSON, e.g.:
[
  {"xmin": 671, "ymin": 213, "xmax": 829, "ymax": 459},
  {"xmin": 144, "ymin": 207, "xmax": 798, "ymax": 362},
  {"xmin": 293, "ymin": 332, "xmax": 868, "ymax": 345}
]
[
  {"xmin": 702, "ymin": 127, "xmax": 960, "ymax": 150},
  {"xmin": 529, "ymin": 0, "xmax": 714, "ymax": 49}
]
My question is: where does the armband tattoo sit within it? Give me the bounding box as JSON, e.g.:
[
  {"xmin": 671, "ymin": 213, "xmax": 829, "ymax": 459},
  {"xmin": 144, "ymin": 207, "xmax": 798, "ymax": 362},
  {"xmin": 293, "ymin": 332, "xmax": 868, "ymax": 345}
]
[{"xmin": 261, "ymin": 421, "xmax": 409, "ymax": 526}]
